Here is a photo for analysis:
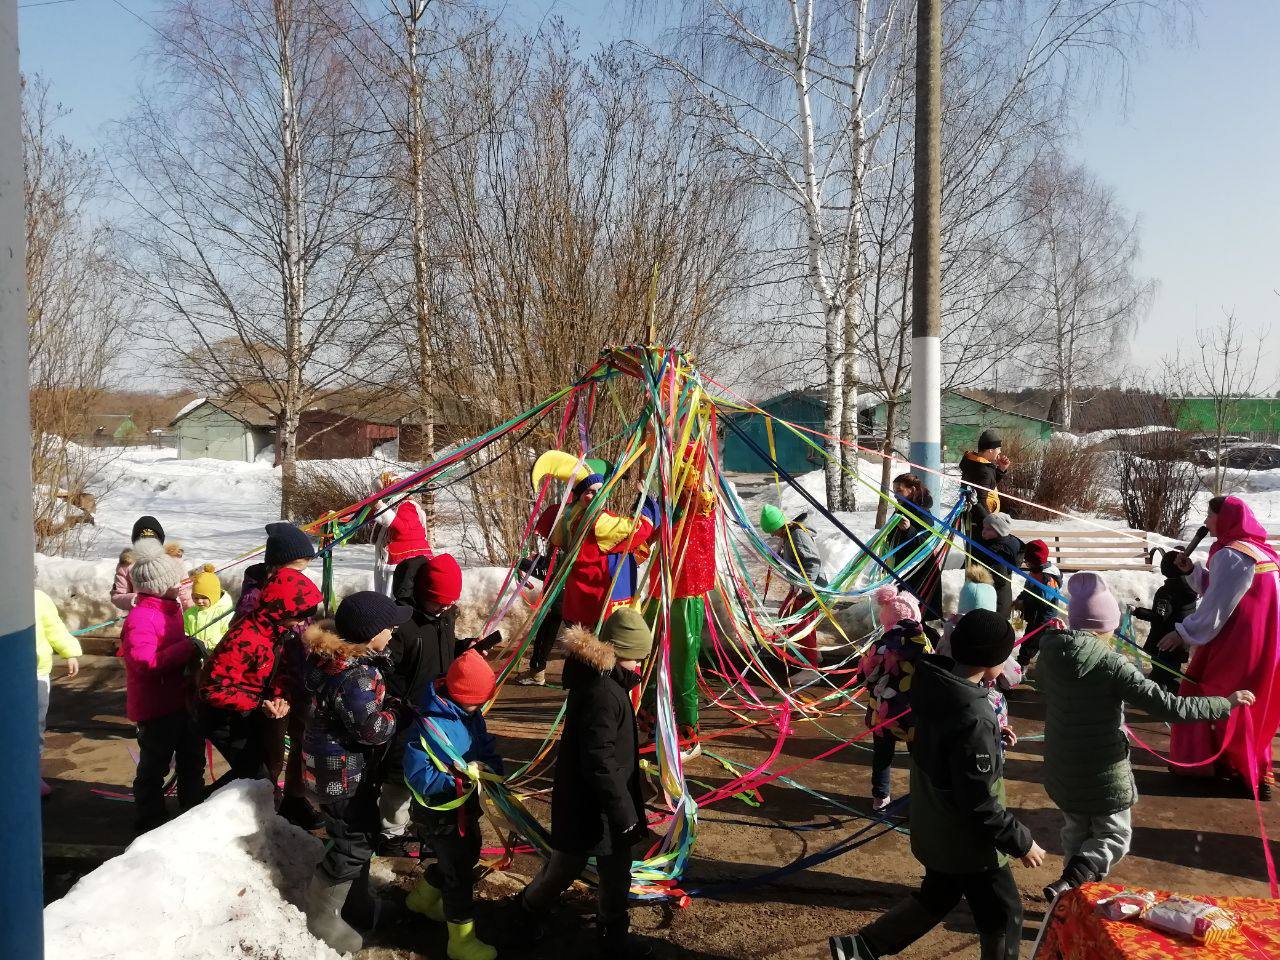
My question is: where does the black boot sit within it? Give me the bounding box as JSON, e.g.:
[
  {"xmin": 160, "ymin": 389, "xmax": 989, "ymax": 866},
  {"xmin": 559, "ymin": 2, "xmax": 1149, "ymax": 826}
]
[
  {"xmin": 277, "ymin": 794, "xmax": 323, "ymax": 831},
  {"xmin": 599, "ymin": 918, "xmax": 653, "ymax": 959},
  {"xmin": 1042, "ymin": 856, "xmax": 1097, "ymax": 903},
  {"xmin": 979, "ymin": 931, "xmax": 1020, "ymax": 960},
  {"xmin": 828, "ymin": 933, "xmax": 879, "ymax": 960}
]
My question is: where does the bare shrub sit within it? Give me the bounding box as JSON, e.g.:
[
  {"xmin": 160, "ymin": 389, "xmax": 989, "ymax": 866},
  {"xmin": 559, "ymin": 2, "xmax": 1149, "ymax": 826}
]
[
  {"xmin": 290, "ymin": 463, "xmax": 381, "ymax": 543},
  {"xmin": 999, "ymin": 434, "xmax": 1108, "ymax": 521},
  {"xmin": 1118, "ymin": 433, "xmax": 1202, "ymax": 538}
]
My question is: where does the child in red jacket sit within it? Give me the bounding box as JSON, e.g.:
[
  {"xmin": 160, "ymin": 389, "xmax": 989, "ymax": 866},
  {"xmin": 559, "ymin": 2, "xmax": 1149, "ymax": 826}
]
[{"xmin": 120, "ymin": 539, "xmax": 203, "ymax": 832}]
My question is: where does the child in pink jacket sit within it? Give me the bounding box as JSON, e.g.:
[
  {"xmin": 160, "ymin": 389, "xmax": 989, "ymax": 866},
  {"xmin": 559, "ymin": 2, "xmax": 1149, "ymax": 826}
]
[{"xmin": 119, "ymin": 539, "xmax": 204, "ymax": 832}]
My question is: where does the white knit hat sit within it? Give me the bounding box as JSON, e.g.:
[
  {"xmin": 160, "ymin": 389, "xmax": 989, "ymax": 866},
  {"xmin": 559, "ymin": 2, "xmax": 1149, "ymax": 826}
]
[{"xmin": 130, "ymin": 538, "xmax": 182, "ymax": 596}]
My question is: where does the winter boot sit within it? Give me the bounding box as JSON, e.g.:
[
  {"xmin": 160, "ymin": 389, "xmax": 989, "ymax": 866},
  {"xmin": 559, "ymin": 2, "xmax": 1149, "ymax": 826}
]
[
  {"xmin": 278, "ymin": 794, "xmax": 324, "ymax": 831},
  {"xmin": 599, "ymin": 919, "xmax": 653, "ymax": 959},
  {"xmin": 305, "ymin": 874, "xmax": 363, "ymax": 955},
  {"xmin": 978, "ymin": 932, "xmax": 1014, "ymax": 960},
  {"xmin": 517, "ymin": 669, "xmax": 547, "ymax": 686},
  {"xmin": 406, "ymin": 878, "xmax": 446, "ymax": 923},
  {"xmin": 679, "ymin": 724, "xmax": 702, "ymax": 762},
  {"xmin": 828, "ymin": 933, "xmax": 878, "ymax": 960},
  {"xmin": 376, "ymin": 832, "xmax": 421, "ymax": 859},
  {"xmin": 446, "ymin": 920, "xmax": 497, "ymax": 960},
  {"xmin": 343, "ymin": 861, "xmax": 406, "ymax": 933},
  {"xmin": 1042, "ymin": 855, "xmax": 1097, "ymax": 903}
]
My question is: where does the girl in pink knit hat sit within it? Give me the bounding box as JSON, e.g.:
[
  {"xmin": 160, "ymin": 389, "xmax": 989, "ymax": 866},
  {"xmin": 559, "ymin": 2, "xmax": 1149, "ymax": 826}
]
[{"xmin": 858, "ymin": 585, "xmax": 935, "ymax": 811}]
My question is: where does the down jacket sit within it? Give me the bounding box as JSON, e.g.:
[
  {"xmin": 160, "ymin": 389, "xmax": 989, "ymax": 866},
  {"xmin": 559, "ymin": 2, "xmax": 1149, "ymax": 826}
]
[
  {"xmin": 403, "ymin": 685, "xmax": 503, "ymax": 807},
  {"xmin": 382, "ymin": 605, "xmax": 463, "ymax": 783},
  {"xmin": 199, "ymin": 567, "xmax": 321, "ymax": 712},
  {"xmin": 1034, "ymin": 629, "xmax": 1232, "ymax": 815},
  {"xmin": 959, "ymin": 452, "xmax": 1005, "ymax": 520},
  {"xmin": 550, "ymin": 626, "xmax": 646, "ymax": 857},
  {"xmin": 301, "ymin": 619, "xmax": 401, "ymax": 802},
  {"xmin": 35, "ymin": 589, "xmax": 82, "ymax": 678},
  {"xmin": 120, "ymin": 595, "xmax": 197, "ymax": 722}
]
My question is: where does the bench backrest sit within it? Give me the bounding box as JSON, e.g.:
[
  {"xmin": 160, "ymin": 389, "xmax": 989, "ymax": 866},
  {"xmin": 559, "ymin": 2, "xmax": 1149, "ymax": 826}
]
[{"xmin": 1010, "ymin": 528, "xmax": 1152, "ymax": 572}]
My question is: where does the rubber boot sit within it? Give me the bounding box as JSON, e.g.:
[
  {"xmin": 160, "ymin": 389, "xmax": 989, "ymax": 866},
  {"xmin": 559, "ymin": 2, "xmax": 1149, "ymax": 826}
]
[
  {"xmin": 446, "ymin": 920, "xmax": 497, "ymax": 960},
  {"xmin": 859, "ymin": 896, "xmax": 941, "ymax": 957},
  {"xmin": 406, "ymin": 878, "xmax": 446, "ymax": 922},
  {"xmin": 1042, "ymin": 855, "xmax": 1097, "ymax": 903},
  {"xmin": 305, "ymin": 874, "xmax": 363, "ymax": 955}
]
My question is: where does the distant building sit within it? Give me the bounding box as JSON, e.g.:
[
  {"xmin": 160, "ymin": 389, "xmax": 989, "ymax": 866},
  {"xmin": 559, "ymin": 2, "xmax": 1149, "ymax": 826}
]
[
  {"xmin": 170, "ymin": 398, "xmax": 276, "ymax": 462},
  {"xmin": 85, "ymin": 414, "xmax": 143, "ymax": 445},
  {"xmin": 1173, "ymin": 396, "xmax": 1280, "ymax": 438},
  {"xmin": 869, "ymin": 390, "xmax": 1057, "ymax": 461}
]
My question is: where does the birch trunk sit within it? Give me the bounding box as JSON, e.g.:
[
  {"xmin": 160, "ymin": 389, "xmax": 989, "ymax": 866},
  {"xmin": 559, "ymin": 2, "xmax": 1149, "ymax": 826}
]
[
  {"xmin": 875, "ymin": 397, "xmax": 899, "ymax": 527},
  {"xmin": 276, "ymin": 0, "xmax": 305, "ymax": 520}
]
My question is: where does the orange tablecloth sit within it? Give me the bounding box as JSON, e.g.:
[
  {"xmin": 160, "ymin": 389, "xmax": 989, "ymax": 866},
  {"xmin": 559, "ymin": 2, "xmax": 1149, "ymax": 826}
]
[{"xmin": 1033, "ymin": 882, "xmax": 1280, "ymax": 960}]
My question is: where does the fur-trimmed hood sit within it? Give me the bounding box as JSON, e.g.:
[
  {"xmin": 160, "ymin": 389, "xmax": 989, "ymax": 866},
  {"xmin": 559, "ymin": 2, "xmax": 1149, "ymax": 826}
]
[
  {"xmin": 118, "ymin": 548, "xmax": 135, "ymax": 566},
  {"xmin": 561, "ymin": 624, "xmax": 617, "ymax": 673},
  {"xmin": 303, "ymin": 618, "xmax": 376, "ymax": 661}
]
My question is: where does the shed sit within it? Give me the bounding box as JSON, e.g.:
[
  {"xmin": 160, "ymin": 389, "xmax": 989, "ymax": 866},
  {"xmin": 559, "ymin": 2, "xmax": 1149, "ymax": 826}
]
[
  {"xmin": 869, "ymin": 390, "xmax": 1057, "ymax": 461},
  {"xmin": 719, "ymin": 389, "xmax": 877, "ymax": 475},
  {"xmin": 1173, "ymin": 396, "xmax": 1280, "ymax": 438},
  {"xmin": 296, "ymin": 410, "xmax": 399, "ymax": 460},
  {"xmin": 83, "ymin": 414, "xmax": 142, "ymax": 445},
  {"xmin": 170, "ymin": 398, "xmax": 276, "ymax": 462}
]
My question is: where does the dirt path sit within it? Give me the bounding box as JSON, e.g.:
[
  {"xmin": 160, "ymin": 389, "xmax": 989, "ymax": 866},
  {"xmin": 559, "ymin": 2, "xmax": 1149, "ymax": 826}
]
[{"xmin": 42, "ymin": 655, "xmax": 1280, "ymax": 959}]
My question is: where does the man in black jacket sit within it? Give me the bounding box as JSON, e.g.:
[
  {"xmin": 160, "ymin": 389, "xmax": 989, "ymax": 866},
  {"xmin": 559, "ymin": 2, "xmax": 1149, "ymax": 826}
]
[
  {"xmin": 514, "ymin": 608, "xmax": 652, "ymax": 958},
  {"xmin": 830, "ymin": 610, "xmax": 1044, "ymax": 960},
  {"xmin": 959, "ymin": 429, "xmax": 1011, "ymax": 537},
  {"xmin": 377, "ymin": 554, "xmax": 466, "ymax": 856}
]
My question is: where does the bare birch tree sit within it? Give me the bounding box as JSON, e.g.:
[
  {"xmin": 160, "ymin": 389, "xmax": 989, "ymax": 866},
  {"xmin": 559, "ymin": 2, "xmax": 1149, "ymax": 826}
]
[{"xmin": 117, "ymin": 0, "xmax": 397, "ymax": 518}]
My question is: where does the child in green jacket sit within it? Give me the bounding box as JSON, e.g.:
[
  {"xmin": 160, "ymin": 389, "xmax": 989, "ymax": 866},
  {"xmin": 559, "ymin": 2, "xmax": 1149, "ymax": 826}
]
[
  {"xmin": 183, "ymin": 564, "xmax": 234, "ymax": 653},
  {"xmin": 1034, "ymin": 572, "xmax": 1254, "ymax": 902},
  {"xmin": 35, "ymin": 589, "xmax": 82, "ymax": 797}
]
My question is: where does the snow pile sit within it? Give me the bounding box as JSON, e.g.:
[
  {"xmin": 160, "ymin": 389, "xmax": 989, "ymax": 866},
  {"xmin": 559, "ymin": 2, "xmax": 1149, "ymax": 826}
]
[
  {"xmin": 44, "ymin": 780, "xmax": 339, "ymax": 960},
  {"xmin": 1052, "ymin": 426, "xmax": 1181, "ymax": 447}
]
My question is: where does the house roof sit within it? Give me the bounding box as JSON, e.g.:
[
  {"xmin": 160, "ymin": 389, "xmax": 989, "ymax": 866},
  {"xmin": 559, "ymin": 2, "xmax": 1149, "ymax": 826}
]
[
  {"xmin": 868, "ymin": 389, "xmax": 1059, "ymax": 427},
  {"xmin": 170, "ymin": 397, "xmax": 276, "ymax": 429}
]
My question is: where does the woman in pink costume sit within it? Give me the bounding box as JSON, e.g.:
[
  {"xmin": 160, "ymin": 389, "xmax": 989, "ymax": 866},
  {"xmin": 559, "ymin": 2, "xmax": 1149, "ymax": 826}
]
[{"xmin": 1159, "ymin": 495, "xmax": 1280, "ymax": 797}]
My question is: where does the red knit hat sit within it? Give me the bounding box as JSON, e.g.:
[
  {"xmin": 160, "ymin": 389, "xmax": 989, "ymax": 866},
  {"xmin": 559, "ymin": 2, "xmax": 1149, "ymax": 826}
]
[
  {"xmin": 1025, "ymin": 539, "xmax": 1050, "ymax": 566},
  {"xmin": 443, "ymin": 650, "xmax": 496, "ymax": 707},
  {"xmin": 415, "ymin": 553, "xmax": 463, "ymax": 607}
]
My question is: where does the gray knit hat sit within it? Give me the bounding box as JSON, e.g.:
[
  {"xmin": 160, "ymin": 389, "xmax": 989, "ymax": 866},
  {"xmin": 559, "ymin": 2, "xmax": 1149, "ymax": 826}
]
[
  {"xmin": 983, "ymin": 512, "xmax": 1013, "ymax": 538},
  {"xmin": 130, "ymin": 538, "xmax": 182, "ymax": 596}
]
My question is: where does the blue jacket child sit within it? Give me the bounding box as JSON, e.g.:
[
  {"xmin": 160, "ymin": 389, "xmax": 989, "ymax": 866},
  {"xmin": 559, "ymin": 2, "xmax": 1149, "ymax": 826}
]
[{"xmin": 402, "ymin": 650, "xmax": 504, "ymax": 958}]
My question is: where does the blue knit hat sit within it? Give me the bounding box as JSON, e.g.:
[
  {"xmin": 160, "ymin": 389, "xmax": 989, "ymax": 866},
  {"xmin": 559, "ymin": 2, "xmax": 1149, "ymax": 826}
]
[
  {"xmin": 572, "ymin": 473, "xmax": 605, "ymax": 499},
  {"xmin": 335, "ymin": 590, "xmax": 412, "ymax": 645},
  {"xmin": 957, "ymin": 580, "xmax": 998, "ymax": 616},
  {"xmin": 264, "ymin": 522, "xmax": 316, "ymax": 566}
]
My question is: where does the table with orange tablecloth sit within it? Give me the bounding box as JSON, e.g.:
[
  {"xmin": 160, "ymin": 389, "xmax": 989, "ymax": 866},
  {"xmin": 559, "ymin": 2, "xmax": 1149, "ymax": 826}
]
[{"xmin": 1033, "ymin": 883, "xmax": 1280, "ymax": 960}]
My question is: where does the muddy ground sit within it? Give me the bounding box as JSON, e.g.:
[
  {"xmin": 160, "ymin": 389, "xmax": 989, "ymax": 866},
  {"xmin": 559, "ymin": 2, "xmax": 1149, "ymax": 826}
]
[{"xmin": 42, "ymin": 653, "xmax": 1280, "ymax": 959}]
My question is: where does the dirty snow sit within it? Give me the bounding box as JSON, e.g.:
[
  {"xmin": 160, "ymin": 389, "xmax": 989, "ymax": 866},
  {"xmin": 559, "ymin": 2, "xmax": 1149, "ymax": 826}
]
[{"xmin": 44, "ymin": 780, "xmax": 340, "ymax": 960}]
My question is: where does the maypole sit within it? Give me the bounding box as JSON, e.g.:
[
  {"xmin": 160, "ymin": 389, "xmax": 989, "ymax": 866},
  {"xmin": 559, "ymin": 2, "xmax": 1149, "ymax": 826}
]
[{"xmin": 0, "ymin": 0, "xmax": 45, "ymax": 950}]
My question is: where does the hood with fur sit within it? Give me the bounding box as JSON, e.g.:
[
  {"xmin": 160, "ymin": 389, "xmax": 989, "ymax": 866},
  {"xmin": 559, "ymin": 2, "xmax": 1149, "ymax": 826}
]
[
  {"xmin": 118, "ymin": 548, "xmax": 135, "ymax": 565},
  {"xmin": 303, "ymin": 618, "xmax": 376, "ymax": 662},
  {"xmin": 561, "ymin": 624, "xmax": 617, "ymax": 674}
]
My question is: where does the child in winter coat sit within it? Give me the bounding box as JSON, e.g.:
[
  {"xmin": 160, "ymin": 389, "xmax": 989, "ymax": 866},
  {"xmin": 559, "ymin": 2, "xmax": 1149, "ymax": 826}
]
[
  {"xmin": 959, "ymin": 429, "xmax": 1010, "ymax": 535},
  {"xmin": 403, "ymin": 650, "xmax": 504, "ymax": 960},
  {"xmin": 119, "ymin": 539, "xmax": 204, "ymax": 832},
  {"xmin": 199, "ymin": 536, "xmax": 322, "ymax": 785},
  {"xmin": 513, "ymin": 608, "xmax": 653, "ymax": 958},
  {"xmin": 859, "ymin": 586, "xmax": 932, "ymax": 812},
  {"xmin": 370, "ymin": 474, "xmax": 433, "ymax": 598},
  {"xmin": 1015, "ymin": 539, "xmax": 1063, "ymax": 668},
  {"xmin": 831, "ymin": 609, "xmax": 1044, "ymax": 960},
  {"xmin": 553, "ymin": 474, "xmax": 658, "ymax": 629},
  {"xmin": 1132, "ymin": 548, "xmax": 1198, "ymax": 692},
  {"xmin": 978, "ymin": 512, "xmax": 1023, "ymax": 621},
  {"xmin": 760, "ymin": 504, "xmax": 828, "ymax": 670},
  {"xmin": 111, "ymin": 515, "xmax": 166, "ymax": 611},
  {"xmin": 35, "ymin": 589, "xmax": 81, "ymax": 797},
  {"xmin": 378, "ymin": 553, "xmax": 467, "ymax": 854},
  {"xmin": 301, "ymin": 591, "xmax": 412, "ymax": 955},
  {"xmin": 184, "ymin": 564, "xmax": 234, "ymax": 654},
  {"xmin": 1034, "ymin": 572, "xmax": 1253, "ymax": 902}
]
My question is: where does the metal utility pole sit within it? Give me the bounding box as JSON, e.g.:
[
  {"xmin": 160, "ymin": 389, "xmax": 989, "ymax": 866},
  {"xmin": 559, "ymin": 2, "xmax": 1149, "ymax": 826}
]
[
  {"xmin": 0, "ymin": 1, "xmax": 44, "ymax": 955},
  {"xmin": 909, "ymin": 0, "xmax": 942, "ymax": 505}
]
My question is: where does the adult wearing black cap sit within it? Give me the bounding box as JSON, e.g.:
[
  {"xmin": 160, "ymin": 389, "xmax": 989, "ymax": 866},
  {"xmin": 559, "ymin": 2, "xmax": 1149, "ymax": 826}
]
[
  {"xmin": 829, "ymin": 609, "xmax": 1044, "ymax": 960},
  {"xmin": 959, "ymin": 429, "xmax": 1012, "ymax": 541}
]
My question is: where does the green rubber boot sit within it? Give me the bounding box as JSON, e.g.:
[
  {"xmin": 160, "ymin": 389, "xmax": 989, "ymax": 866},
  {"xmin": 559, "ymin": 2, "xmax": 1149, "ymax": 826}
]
[
  {"xmin": 446, "ymin": 920, "xmax": 498, "ymax": 960},
  {"xmin": 405, "ymin": 878, "xmax": 446, "ymax": 922}
]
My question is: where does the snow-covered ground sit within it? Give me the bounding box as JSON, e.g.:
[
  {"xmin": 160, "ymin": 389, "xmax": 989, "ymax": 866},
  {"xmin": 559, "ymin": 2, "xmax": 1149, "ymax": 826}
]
[{"xmin": 44, "ymin": 781, "xmax": 340, "ymax": 960}]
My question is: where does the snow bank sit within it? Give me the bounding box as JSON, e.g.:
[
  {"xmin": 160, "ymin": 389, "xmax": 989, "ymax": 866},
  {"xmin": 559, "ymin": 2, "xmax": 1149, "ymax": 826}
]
[{"xmin": 45, "ymin": 780, "xmax": 339, "ymax": 960}]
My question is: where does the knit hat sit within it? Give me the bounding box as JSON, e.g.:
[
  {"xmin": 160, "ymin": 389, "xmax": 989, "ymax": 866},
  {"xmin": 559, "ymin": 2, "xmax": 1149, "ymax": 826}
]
[
  {"xmin": 572, "ymin": 473, "xmax": 605, "ymax": 499},
  {"xmin": 983, "ymin": 512, "xmax": 1013, "ymax": 538},
  {"xmin": 950, "ymin": 609, "xmax": 1016, "ymax": 668},
  {"xmin": 443, "ymin": 649, "xmax": 496, "ymax": 707},
  {"xmin": 1066, "ymin": 571, "xmax": 1120, "ymax": 634},
  {"xmin": 334, "ymin": 590, "xmax": 413, "ymax": 645},
  {"xmin": 1024, "ymin": 539, "xmax": 1050, "ymax": 566},
  {"xmin": 415, "ymin": 553, "xmax": 463, "ymax": 607},
  {"xmin": 130, "ymin": 538, "xmax": 182, "ymax": 596},
  {"xmin": 874, "ymin": 585, "xmax": 921, "ymax": 630},
  {"xmin": 599, "ymin": 607, "xmax": 653, "ymax": 661},
  {"xmin": 131, "ymin": 515, "xmax": 165, "ymax": 545},
  {"xmin": 264, "ymin": 522, "xmax": 316, "ymax": 567},
  {"xmin": 760, "ymin": 504, "xmax": 786, "ymax": 535},
  {"xmin": 978, "ymin": 429, "xmax": 1002, "ymax": 451},
  {"xmin": 1159, "ymin": 548, "xmax": 1186, "ymax": 580},
  {"xmin": 956, "ymin": 579, "xmax": 998, "ymax": 616},
  {"xmin": 191, "ymin": 563, "xmax": 223, "ymax": 604}
]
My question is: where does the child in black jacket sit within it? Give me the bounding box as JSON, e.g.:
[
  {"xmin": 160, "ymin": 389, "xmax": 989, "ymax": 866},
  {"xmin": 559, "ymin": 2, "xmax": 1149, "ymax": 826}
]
[
  {"xmin": 830, "ymin": 610, "xmax": 1044, "ymax": 960},
  {"xmin": 979, "ymin": 513, "xmax": 1023, "ymax": 621},
  {"xmin": 1133, "ymin": 548, "xmax": 1198, "ymax": 692}
]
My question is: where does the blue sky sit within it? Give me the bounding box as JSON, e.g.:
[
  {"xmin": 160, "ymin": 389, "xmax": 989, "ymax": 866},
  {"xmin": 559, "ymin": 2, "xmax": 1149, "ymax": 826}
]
[{"xmin": 17, "ymin": 0, "xmax": 1280, "ymax": 374}]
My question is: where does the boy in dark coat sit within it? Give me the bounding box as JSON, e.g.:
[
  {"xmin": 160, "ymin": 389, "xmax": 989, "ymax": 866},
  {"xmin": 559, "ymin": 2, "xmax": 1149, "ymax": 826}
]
[
  {"xmin": 1014, "ymin": 539, "xmax": 1063, "ymax": 668},
  {"xmin": 830, "ymin": 610, "xmax": 1044, "ymax": 960},
  {"xmin": 300, "ymin": 592, "xmax": 412, "ymax": 955},
  {"xmin": 978, "ymin": 513, "xmax": 1023, "ymax": 621},
  {"xmin": 959, "ymin": 430, "xmax": 1010, "ymax": 534},
  {"xmin": 514, "ymin": 607, "xmax": 653, "ymax": 957},
  {"xmin": 402, "ymin": 650, "xmax": 504, "ymax": 960},
  {"xmin": 378, "ymin": 553, "xmax": 466, "ymax": 854},
  {"xmin": 1132, "ymin": 548, "xmax": 1199, "ymax": 692}
]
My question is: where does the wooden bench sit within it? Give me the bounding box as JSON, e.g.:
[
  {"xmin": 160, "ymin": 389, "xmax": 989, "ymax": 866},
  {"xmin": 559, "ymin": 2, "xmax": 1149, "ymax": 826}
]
[{"xmin": 1010, "ymin": 528, "xmax": 1153, "ymax": 572}]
